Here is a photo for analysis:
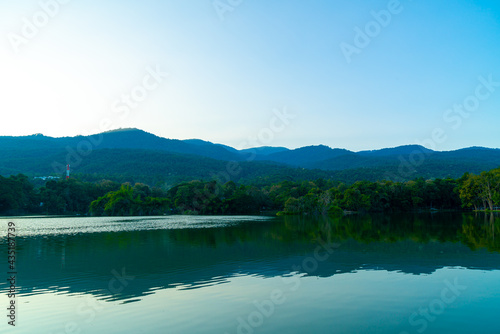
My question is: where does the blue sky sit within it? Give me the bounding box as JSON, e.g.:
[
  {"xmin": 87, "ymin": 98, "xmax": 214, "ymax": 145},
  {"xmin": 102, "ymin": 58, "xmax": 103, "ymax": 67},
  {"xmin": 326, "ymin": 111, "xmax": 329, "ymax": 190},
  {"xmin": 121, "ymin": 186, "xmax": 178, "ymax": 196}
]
[{"xmin": 0, "ymin": 0, "xmax": 499, "ymax": 151}]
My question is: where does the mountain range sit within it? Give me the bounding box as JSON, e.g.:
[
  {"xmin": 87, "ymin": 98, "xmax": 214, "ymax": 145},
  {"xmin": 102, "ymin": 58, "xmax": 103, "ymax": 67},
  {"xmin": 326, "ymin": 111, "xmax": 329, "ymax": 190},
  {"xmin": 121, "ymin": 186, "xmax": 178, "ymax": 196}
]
[{"xmin": 1, "ymin": 128, "xmax": 499, "ymax": 185}]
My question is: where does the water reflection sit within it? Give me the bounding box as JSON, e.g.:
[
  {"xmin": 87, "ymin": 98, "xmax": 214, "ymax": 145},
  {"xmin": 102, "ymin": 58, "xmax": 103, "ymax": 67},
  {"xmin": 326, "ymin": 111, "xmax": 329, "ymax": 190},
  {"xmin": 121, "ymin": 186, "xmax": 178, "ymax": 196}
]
[
  {"xmin": 461, "ymin": 212, "xmax": 500, "ymax": 252},
  {"xmin": 0, "ymin": 212, "xmax": 499, "ymax": 304}
]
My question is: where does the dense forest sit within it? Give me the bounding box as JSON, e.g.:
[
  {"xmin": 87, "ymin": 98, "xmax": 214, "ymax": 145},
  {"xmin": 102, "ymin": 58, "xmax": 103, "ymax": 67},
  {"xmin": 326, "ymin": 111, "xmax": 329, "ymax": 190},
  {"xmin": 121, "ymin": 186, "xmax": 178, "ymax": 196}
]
[{"xmin": 0, "ymin": 167, "xmax": 499, "ymax": 216}]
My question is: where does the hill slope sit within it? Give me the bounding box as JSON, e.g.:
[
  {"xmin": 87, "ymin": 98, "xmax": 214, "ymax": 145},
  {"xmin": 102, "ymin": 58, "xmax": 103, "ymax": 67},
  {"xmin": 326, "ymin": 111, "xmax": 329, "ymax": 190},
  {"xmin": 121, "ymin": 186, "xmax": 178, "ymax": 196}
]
[{"xmin": 1, "ymin": 128, "xmax": 499, "ymax": 184}]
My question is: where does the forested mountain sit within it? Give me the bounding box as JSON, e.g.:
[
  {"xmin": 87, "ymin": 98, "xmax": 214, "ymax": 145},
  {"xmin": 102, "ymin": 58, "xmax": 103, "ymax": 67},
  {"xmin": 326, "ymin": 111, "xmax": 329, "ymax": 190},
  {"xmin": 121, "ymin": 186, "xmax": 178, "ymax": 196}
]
[
  {"xmin": 257, "ymin": 145, "xmax": 352, "ymax": 166},
  {"xmin": 357, "ymin": 145, "xmax": 434, "ymax": 157},
  {"xmin": 239, "ymin": 146, "xmax": 289, "ymax": 156},
  {"xmin": 80, "ymin": 128, "xmax": 244, "ymax": 161},
  {"xmin": 1, "ymin": 128, "xmax": 499, "ymax": 185},
  {"xmin": 52, "ymin": 149, "xmax": 336, "ymax": 186}
]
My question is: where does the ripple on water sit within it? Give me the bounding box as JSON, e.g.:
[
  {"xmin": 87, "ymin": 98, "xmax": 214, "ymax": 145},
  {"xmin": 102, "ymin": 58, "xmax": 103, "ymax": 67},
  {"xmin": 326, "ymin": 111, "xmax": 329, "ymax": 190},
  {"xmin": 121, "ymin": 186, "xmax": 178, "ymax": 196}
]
[{"xmin": 0, "ymin": 215, "xmax": 274, "ymax": 237}]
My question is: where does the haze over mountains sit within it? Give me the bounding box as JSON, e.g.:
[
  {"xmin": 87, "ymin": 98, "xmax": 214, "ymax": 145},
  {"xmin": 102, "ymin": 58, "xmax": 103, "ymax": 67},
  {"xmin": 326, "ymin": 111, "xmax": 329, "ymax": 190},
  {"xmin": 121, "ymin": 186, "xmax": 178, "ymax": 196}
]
[{"xmin": 1, "ymin": 128, "xmax": 499, "ymax": 185}]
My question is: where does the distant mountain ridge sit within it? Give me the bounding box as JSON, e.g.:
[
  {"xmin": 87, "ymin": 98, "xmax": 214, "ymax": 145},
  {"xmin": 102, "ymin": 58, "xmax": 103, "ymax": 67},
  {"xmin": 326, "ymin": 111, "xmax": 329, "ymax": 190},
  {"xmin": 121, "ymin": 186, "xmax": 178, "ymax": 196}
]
[
  {"xmin": 1, "ymin": 128, "xmax": 499, "ymax": 184},
  {"xmin": 357, "ymin": 145, "xmax": 435, "ymax": 157}
]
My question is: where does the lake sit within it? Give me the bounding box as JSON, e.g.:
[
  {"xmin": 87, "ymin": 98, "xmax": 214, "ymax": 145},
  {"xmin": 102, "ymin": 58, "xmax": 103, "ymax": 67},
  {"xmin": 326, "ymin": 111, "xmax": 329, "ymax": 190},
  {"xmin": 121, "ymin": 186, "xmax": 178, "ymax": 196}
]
[{"xmin": 1, "ymin": 212, "xmax": 499, "ymax": 333}]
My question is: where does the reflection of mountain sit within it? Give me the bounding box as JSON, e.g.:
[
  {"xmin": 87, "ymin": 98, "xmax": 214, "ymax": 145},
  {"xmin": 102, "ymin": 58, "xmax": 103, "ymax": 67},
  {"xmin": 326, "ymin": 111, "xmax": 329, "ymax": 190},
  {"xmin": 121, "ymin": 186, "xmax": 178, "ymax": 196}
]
[{"xmin": 1, "ymin": 213, "xmax": 499, "ymax": 303}]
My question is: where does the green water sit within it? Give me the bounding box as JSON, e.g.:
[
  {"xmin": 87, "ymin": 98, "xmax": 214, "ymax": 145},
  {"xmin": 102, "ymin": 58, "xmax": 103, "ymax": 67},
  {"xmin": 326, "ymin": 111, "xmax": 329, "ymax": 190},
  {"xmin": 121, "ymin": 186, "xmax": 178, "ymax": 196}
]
[{"xmin": 0, "ymin": 212, "xmax": 499, "ymax": 333}]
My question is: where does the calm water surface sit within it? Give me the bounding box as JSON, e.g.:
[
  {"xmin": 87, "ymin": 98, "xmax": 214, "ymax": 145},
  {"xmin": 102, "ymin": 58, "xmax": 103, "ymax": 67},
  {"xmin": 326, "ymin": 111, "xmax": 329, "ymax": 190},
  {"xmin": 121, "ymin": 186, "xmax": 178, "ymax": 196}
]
[{"xmin": 1, "ymin": 213, "xmax": 499, "ymax": 333}]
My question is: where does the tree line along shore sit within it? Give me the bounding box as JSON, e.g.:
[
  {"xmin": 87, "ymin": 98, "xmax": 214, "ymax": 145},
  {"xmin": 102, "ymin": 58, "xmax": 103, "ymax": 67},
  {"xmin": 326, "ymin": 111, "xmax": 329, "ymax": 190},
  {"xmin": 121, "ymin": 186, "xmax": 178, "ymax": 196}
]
[{"xmin": 0, "ymin": 167, "xmax": 499, "ymax": 216}]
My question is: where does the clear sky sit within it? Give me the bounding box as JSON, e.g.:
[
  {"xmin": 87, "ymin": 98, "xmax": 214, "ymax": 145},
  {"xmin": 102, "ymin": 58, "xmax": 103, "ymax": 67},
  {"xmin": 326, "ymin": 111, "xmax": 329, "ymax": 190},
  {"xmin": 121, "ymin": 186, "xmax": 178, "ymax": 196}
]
[{"xmin": 0, "ymin": 0, "xmax": 499, "ymax": 151}]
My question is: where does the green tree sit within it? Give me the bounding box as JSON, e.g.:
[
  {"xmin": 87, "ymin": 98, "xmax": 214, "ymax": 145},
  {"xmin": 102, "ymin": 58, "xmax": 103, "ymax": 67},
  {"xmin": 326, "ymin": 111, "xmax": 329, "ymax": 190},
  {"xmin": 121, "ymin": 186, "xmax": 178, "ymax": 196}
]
[{"xmin": 459, "ymin": 173, "xmax": 482, "ymax": 210}]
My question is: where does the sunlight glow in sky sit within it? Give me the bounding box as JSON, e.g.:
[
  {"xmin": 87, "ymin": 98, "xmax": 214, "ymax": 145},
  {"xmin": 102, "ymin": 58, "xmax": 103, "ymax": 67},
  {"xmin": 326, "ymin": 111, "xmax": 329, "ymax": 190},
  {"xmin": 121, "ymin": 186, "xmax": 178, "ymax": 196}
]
[{"xmin": 1, "ymin": 0, "xmax": 499, "ymax": 151}]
